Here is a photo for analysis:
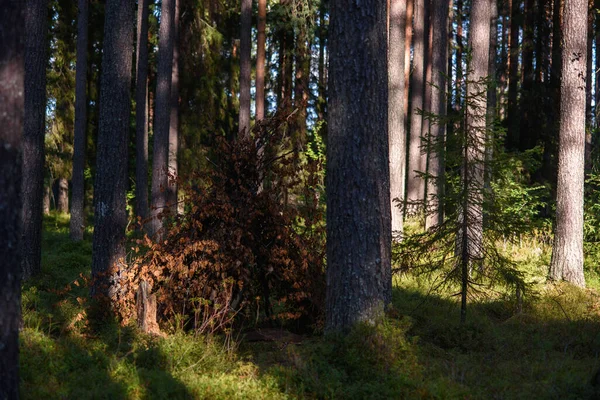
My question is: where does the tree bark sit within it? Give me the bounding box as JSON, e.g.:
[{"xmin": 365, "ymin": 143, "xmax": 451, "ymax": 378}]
[
  {"xmin": 461, "ymin": 0, "xmax": 491, "ymax": 323},
  {"xmin": 407, "ymin": 0, "xmax": 428, "ymax": 211},
  {"xmin": 91, "ymin": 0, "xmax": 135, "ymax": 300},
  {"xmin": 239, "ymin": 0, "xmax": 252, "ymax": 137},
  {"xmin": 404, "ymin": 0, "xmax": 414, "ymax": 118},
  {"xmin": 70, "ymin": 0, "xmax": 88, "ymax": 241},
  {"xmin": 256, "ymin": 0, "xmax": 267, "ymax": 121},
  {"xmin": 326, "ymin": 0, "xmax": 391, "ymax": 332},
  {"xmin": 549, "ymin": 0, "xmax": 587, "ymax": 288},
  {"xmin": 43, "ymin": 184, "xmax": 51, "ymax": 214},
  {"xmin": 584, "ymin": 0, "xmax": 593, "ymax": 173},
  {"xmin": 135, "ymin": 0, "xmax": 150, "ymax": 226},
  {"xmin": 389, "ymin": 0, "xmax": 407, "ymax": 237},
  {"xmin": 507, "ymin": 0, "xmax": 520, "ymax": 149},
  {"xmin": 149, "ymin": 0, "xmax": 175, "ymax": 238},
  {"xmin": 425, "ymin": 0, "xmax": 449, "ymax": 230},
  {"xmin": 57, "ymin": 177, "xmax": 69, "ymax": 213},
  {"xmin": 485, "ymin": 0, "xmax": 498, "ymax": 207},
  {"xmin": 0, "ymin": 3, "xmax": 24, "ymax": 396},
  {"xmin": 168, "ymin": 0, "xmax": 180, "ymax": 214},
  {"xmin": 22, "ymin": 0, "xmax": 49, "ymax": 280}
]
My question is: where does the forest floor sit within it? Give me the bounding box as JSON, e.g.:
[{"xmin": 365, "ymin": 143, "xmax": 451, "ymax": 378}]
[{"xmin": 20, "ymin": 213, "xmax": 600, "ymax": 399}]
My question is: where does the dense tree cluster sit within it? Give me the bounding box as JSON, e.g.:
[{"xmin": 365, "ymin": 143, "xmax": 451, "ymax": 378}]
[{"xmin": 3, "ymin": 0, "xmax": 600, "ymax": 395}]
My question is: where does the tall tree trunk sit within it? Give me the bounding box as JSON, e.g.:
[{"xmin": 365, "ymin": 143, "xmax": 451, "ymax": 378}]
[
  {"xmin": 294, "ymin": 27, "xmax": 309, "ymax": 151},
  {"xmin": 70, "ymin": 0, "xmax": 88, "ymax": 241},
  {"xmin": 596, "ymin": 18, "xmax": 600, "ymax": 132},
  {"xmin": 455, "ymin": 0, "xmax": 464, "ymax": 109},
  {"xmin": 0, "ymin": 3, "xmax": 24, "ymax": 396},
  {"xmin": 389, "ymin": 0, "xmax": 407, "ymax": 237},
  {"xmin": 239, "ymin": 0, "xmax": 252, "ymax": 137},
  {"xmin": 519, "ymin": 0, "xmax": 534, "ymax": 150},
  {"xmin": 91, "ymin": 0, "xmax": 135, "ymax": 300},
  {"xmin": 499, "ymin": 2, "xmax": 508, "ymax": 119},
  {"xmin": 168, "ymin": 0, "xmax": 180, "ymax": 213},
  {"xmin": 57, "ymin": 177, "xmax": 69, "ymax": 213},
  {"xmin": 407, "ymin": 0, "xmax": 428, "ymax": 211},
  {"xmin": 149, "ymin": 0, "xmax": 175, "ymax": 238},
  {"xmin": 256, "ymin": 0, "xmax": 267, "ymax": 121},
  {"xmin": 549, "ymin": 0, "xmax": 587, "ymax": 288},
  {"xmin": 421, "ymin": 0, "xmax": 433, "ymax": 208},
  {"xmin": 485, "ymin": 0, "xmax": 498, "ymax": 202},
  {"xmin": 43, "ymin": 184, "xmax": 51, "ymax": 214},
  {"xmin": 585, "ymin": 0, "xmax": 593, "ymax": 173},
  {"xmin": 461, "ymin": 0, "xmax": 491, "ymax": 323},
  {"xmin": 507, "ymin": 0, "xmax": 520, "ymax": 149},
  {"xmin": 22, "ymin": 0, "xmax": 49, "ymax": 280},
  {"xmin": 425, "ymin": 0, "xmax": 449, "ymax": 230},
  {"xmin": 404, "ymin": 0, "xmax": 414, "ymax": 118},
  {"xmin": 135, "ymin": 0, "xmax": 150, "ymax": 226},
  {"xmin": 326, "ymin": 0, "xmax": 391, "ymax": 332}
]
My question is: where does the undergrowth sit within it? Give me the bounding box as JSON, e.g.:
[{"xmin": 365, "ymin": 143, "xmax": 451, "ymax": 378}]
[{"xmin": 19, "ymin": 213, "xmax": 600, "ymax": 399}]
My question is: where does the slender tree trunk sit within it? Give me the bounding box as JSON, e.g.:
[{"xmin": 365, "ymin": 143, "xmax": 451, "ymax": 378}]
[
  {"xmin": 499, "ymin": 3, "xmax": 508, "ymax": 119},
  {"xmin": 22, "ymin": 0, "xmax": 49, "ymax": 280},
  {"xmin": 455, "ymin": 0, "xmax": 464, "ymax": 109},
  {"xmin": 461, "ymin": 0, "xmax": 491, "ymax": 323},
  {"xmin": 407, "ymin": 0, "xmax": 428, "ymax": 211},
  {"xmin": 168, "ymin": 0, "xmax": 180, "ymax": 213},
  {"xmin": 425, "ymin": 0, "xmax": 449, "ymax": 230},
  {"xmin": 519, "ymin": 0, "xmax": 534, "ymax": 150},
  {"xmin": 43, "ymin": 184, "xmax": 51, "ymax": 214},
  {"xmin": 256, "ymin": 0, "xmax": 267, "ymax": 121},
  {"xmin": 596, "ymin": 18, "xmax": 600, "ymax": 133},
  {"xmin": 421, "ymin": 0, "xmax": 433, "ymax": 206},
  {"xmin": 389, "ymin": 0, "xmax": 407, "ymax": 237},
  {"xmin": 326, "ymin": 0, "xmax": 391, "ymax": 332},
  {"xmin": 239, "ymin": 0, "xmax": 252, "ymax": 137},
  {"xmin": 549, "ymin": 0, "xmax": 587, "ymax": 288},
  {"xmin": 485, "ymin": 0, "xmax": 498, "ymax": 202},
  {"xmin": 507, "ymin": 0, "xmax": 520, "ymax": 149},
  {"xmin": 0, "ymin": 3, "xmax": 24, "ymax": 396},
  {"xmin": 91, "ymin": 0, "xmax": 135, "ymax": 300},
  {"xmin": 149, "ymin": 0, "xmax": 175, "ymax": 238},
  {"xmin": 57, "ymin": 177, "xmax": 69, "ymax": 213},
  {"xmin": 584, "ymin": 0, "xmax": 593, "ymax": 173},
  {"xmin": 135, "ymin": 0, "xmax": 150, "ymax": 226},
  {"xmin": 70, "ymin": 0, "xmax": 88, "ymax": 241},
  {"xmin": 294, "ymin": 27, "xmax": 309, "ymax": 151},
  {"xmin": 404, "ymin": 0, "xmax": 414, "ymax": 118}
]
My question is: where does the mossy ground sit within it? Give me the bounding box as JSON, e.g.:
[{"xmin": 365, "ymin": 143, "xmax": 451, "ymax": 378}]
[{"xmin": 20, "ymin": 213, "xmax": 600, "ymax": 399}]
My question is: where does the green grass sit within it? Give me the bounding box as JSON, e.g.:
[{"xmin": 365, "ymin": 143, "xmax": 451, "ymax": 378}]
[{"xmin": 20, "ymin": 213, "xmax": 600, "ymax": 398}]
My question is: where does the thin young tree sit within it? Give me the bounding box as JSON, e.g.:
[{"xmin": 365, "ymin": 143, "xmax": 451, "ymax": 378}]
[
  {"xmin": 460, "ymin": 0, "xmax": 490, "ymax": 323},
  {"xmin": 549, "ymin": 0, "xmax": 587, "ymax": 288},
  {"xmin": 407, "ymin": 0, "xmax": 428, "ymax": 211},
  {"xmin": 91, "ymin": 0, "xmax": 135, "ymax": 299},
  {"xmin": 0, "ymin": 2, "xmax": 24, "ymax": 396},
  {"xmin": 168, "ymin": 0, "xmax": 180, "ymax": 213},
  {"xmin": 425, "ymin": 0, "xmax": 449, "ymax": 230},
  {"xmin": 22, "ymin": 0, "xmax": 49, "ymax": 280},
  {"xmin": 135, "ymin": 0, "xmax": 150, "ymax": 226},
  {"xmin": 326, "ymin": 0, "xmax": 391, "ymax": 332},
  {"xmin": 389, "ymin": 0, "xmax": 407, "ymax": 237},
  {"xmin": 70, "ymin": 0, "xmax": 89, "ymax": 241},
  {"xmin": 256, "ymin": 0, "xmax": 267, "ymax": 121},
  {"xmin": 239, "ymin": 0, "xmax": 252, "ymax": 137},
  {"xmin": 149, "ymin": 0, "xmax": 175, "ymax": 237}
]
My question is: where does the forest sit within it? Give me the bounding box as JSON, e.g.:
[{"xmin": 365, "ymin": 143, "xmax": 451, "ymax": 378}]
[{"xmin": 2, "ymin": 0, "xmax": 600, "ymax": 398}]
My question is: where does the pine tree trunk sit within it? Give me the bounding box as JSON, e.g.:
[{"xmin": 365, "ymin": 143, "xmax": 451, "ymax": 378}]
[
  {"xmin": 70, "ymin": 0, "xmax": 88, "ymax": 241},
  {"xmin": 91, "ymin": 0, "xmax": 135, "ymax": 300},
  {"xmin": 294, "ymin": 27, "xmax": 309, "ymax": 151},
  {"xmin": 326, "ymin": 0, "xmax": 391, "ymax": 332},
  {"xmin": 43, "ymin": 184, "xmax": 51, "ymax": 214},
  {"xmin": 168, "ymin": 0, "xmax": 180, "ymax": 214},
  {"xmin": 549, "ymin": 0, "xmax": 587, "ymax": 288},
  {"xmin": 57, "ymin": 177, "xmax": 69, "ymax": 213},
  {"xmin": 256, "ymin": 0, "xmax": 267, "ymax": 121},
  {"xmin": 421, "ymin": 0, "xmax": 433, "ymax": 210},
  {"xmin": 485, "ymin": 0, "xmax": 498, "ymax": 206},
  {"xmin": 239, "ymin": 0, "xmax": 252, "ymax": 137},
  {"xmin": 519, "ymin": 0, "xmax": 534, "ymax": 150},
  {"xmin": 404, "ymin": 0, "xmax": 414, "ymax": 118},
  {"xmin": 584, "ymin": 0, "xmax": 593, "ymax": 173},
  {"xmin": 461, "ymin": 0, "xmax": 491, "ymax": 323},
  {"xmin": 0, "ymin": 3, "xmax": 24, "ymax": 395},
  {"xmin": 389, "ymin": 0, "xmax": 407, "ymax": 237},
  {"xmin": 22, "ymin": 0, "xmax": 49, "ymax": 280},
  {"xmin": 135, "ymin": 0, "xmax": 150, "ymax": 226},
  {"xmin": 407, "ymin": 0, "xmax": 428, "ymax": 212},
  {"xmin": 507, "ymin": 0, "xmax": 520, "ymax": 149},
  {"xmin": 425, "ymin": 0, "xmax": 449, "ymax": 230},
  {"xmin": 149, "ymin": 0, "xmax": 175, "ymax": 238}
]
